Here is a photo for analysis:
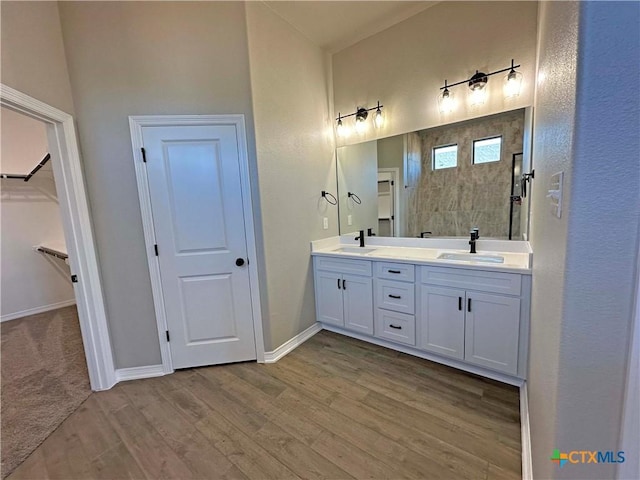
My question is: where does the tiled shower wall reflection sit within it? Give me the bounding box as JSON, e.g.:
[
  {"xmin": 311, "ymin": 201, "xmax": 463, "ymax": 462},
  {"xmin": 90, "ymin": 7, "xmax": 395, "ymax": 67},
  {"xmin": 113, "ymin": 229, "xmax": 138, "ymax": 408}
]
[{"xmin": 407, "ymin": 109, "xmax": 524, "ymax": 238}]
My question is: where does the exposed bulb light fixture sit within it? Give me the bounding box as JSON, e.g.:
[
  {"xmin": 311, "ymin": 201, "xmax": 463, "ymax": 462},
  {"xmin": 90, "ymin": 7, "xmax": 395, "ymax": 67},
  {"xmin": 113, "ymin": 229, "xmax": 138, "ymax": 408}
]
[
  {"xmin": 373, "ymin": 101, "xmax": 384, "ymax": 128},
  {"xmin": 336, "ymin": 113, "xmax": 349, "ymax": 137},
  {"xmin": 438, "ymin": 80, "xmax": 456, "ymax": 114},
  {"xmin": 469, "ymin": 71, "xmax": 488, "ymax": 107},
  {"xmin": 437, "ymin": 59, "xmax": 522, "ymax": 112},
  {"xmin": 335, "ymin": 101, "xmax": 385, "ymax": 137},
  {"xmin": 355, "ymin": 108, "xmax": 368, "ymax": 133},
  {"xmin": 504, "ymin": 59, "xmax": 523, "ymax": 98}
]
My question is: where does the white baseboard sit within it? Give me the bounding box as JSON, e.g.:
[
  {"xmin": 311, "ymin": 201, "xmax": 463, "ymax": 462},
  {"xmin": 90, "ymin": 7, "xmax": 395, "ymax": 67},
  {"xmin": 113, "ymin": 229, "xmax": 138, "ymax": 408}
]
[
  {"xmin": 115, "ymin": 364, "xmax": 165, "ymax": 382},
  {"xmin": 1, "ymin": 299, "xmax": 77, "ymax": 322},
  {"xmin": 520, "ymin": 381, "xmax": 533, "ymax": 480},
  {"xmin": 264, "ymin": 322, "xmax": 322, "ymax": 363}
]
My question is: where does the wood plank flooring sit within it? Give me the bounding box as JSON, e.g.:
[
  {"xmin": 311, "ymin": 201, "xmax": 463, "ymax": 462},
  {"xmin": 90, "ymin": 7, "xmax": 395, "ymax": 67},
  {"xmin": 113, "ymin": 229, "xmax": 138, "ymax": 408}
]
[{"xmin": 8, "ymin": 331, "xmax": 521, "ymax": 480}]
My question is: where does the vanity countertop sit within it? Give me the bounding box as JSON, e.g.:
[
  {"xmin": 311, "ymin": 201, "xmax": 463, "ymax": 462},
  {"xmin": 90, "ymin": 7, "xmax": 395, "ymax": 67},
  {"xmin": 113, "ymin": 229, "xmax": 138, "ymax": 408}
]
[{"xmin": 311, "ymin": 235, "xmax": 532, "ymax": 274}]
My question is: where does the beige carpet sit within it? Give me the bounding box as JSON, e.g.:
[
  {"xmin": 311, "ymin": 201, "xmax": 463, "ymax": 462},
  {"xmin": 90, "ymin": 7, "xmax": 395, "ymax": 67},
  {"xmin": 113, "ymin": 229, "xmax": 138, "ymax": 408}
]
[{"xmin": 1, "ymin": 305, "xmax": 91, "ymax": 478}]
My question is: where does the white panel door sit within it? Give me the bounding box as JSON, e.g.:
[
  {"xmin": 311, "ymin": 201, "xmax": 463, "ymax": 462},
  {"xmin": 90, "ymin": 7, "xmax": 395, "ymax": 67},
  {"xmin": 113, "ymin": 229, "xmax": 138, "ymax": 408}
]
[
  {"xmin": 465, "ymin": 292, "xmax": 520, "ymax": 375},
  {"xmin": 419, "ymin": 285, "xmax": 465, "ymax": 360},
  {"xmin": 316, "ymin": 270, "xmax": 344, "ymax": 327},
  {"xmin": 343, "ymin": 274, "xmax": 373, "ymax": 335},
  {"xmin": 142, "ymin": 124, "xmax": 256, "ymax": 369}
]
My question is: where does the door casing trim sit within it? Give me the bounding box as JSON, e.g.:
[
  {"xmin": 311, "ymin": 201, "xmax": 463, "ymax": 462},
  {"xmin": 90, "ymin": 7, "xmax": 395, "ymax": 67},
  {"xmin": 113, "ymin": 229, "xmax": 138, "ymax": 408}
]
[
  {"xmin": 128, "ymin": 114, "xmax": 266, "ymax": 374},
  {"xmin": 1, "ymin": 84, "xmax": 116, "ymax": 391}
]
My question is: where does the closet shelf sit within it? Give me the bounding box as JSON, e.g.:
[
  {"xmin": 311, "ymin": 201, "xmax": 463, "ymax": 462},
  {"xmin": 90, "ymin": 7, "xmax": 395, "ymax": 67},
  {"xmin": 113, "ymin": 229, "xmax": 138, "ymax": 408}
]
[
  {"xmin": 1, "ymin": 153, "xmax": 51, "ymax": 182},
  {"xmin": 36, "ymin": 245, "xmax": 69, "ymax": 264}
]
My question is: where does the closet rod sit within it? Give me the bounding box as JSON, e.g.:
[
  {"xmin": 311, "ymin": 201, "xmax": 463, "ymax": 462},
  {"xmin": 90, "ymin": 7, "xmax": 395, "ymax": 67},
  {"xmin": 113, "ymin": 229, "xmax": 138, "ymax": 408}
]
[
  {"xmin": 36, "ymin": 246, "xmax": 69, "ymax": 261},
  {"xmin": 1, "ymin": 153, "xmax": 51, "ymax": 181}
]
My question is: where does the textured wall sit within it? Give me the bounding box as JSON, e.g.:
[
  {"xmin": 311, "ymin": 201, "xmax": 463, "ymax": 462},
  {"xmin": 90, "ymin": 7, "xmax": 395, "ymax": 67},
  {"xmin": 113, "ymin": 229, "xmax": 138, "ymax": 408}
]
[
  {"xmin": 245, "ymin": 2, "xmax": 337, "ymax": 350},
  {"xmin": 528, "ymin": 2, "xmax": 640, "ymax": 479},
  {"xmin": 408, "ymin": 110, "xmax": 524, "ymax": 238},
  {"xmin": 528, "ymin": 2, "xmax": 578, "ymax": 476}
]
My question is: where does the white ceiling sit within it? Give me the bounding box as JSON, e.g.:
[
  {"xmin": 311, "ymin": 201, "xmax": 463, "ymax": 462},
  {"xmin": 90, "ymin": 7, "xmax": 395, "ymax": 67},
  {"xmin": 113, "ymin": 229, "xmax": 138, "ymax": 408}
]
[{"xmin": 263, "ymin": 1, "xmax": 439, "ymax": 53}]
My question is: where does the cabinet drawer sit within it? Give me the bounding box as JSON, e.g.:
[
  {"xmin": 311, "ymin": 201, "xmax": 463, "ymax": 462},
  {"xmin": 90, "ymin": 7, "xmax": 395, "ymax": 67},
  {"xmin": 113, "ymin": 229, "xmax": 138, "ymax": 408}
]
[
  {"xmin": 375, "ymin": 279, "xmax": 415, "ymax": 314},
  {"xmin": 315, "ymin": 257, "xmax": 372, "ymax": 276},
  {"xmin": 420, "ymin": 266, "xmax": 521, "ymax": 296},
  {"xmin": 375, "ymin": 309, "xmax": 415, "ymax": 346},
  {"xmin": 375, "ymin": 262, "xmax": 415, "ymax": 282}
]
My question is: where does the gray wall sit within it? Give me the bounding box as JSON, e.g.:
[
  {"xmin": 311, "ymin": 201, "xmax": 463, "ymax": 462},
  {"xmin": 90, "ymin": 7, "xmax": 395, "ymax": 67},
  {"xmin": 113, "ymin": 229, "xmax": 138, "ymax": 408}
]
[
  {"xmin": 1, "ymin": 1, "xmax": 75, "ymax": 114},
  {"xmin": 528, "ymin": 2, "xmax": 640, "ymax": 478},
  {"xmin": 377, "ymin": 135, "xmax": 405, "ymax": 236},
  {"xmin": 58, "ymin": 2, "xmax": 258, "ymax": 368},
  {"xmin": 337, "ymin": 141, "xmax": 379, "ymax": 234},
  {"xmin": 245, "ymin": 3, "xmax": 338, "ymax": 350}
]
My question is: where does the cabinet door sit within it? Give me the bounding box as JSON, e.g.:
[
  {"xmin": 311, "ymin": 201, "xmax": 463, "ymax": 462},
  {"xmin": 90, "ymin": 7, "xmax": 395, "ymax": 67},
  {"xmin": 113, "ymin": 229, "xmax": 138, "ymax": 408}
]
[
  {"xmin": 343, "ymin": 274, "xmax": 374, "ymax": 335},
  {"xmin": 315, "ymin": 271, "xmax": 344, "ymax": 327},
  {"xmin": 465, "ymin": 292, "xmax": 520, "ymax": 375},
  {"xmin": 419, "ymin": 285, "xmax": 465, "ymax": 360}
]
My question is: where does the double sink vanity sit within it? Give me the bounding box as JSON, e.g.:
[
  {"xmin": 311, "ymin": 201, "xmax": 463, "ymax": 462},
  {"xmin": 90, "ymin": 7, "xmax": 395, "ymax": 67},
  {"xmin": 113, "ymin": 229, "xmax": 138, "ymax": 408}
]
[{"xmin": 311, "ymin": 235, "xmax": 532, "ymax": 384}]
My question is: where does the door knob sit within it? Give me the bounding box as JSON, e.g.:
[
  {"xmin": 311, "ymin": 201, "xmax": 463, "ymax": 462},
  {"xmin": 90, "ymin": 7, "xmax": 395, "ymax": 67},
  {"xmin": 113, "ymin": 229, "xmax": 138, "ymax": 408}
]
[{"xmin": 235, "ymin": 258, "xmax": 245, "ymax": 267}]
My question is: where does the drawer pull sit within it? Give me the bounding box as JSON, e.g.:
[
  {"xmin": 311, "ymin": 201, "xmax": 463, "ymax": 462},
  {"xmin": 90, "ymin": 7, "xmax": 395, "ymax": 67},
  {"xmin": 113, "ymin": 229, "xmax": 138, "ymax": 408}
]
[
  {"xmin": 389, "ymin": 324, "xmax": 402, "ymax": 330},
  {"xmin": 388, "ymin": 294, "xmax": 402, "ymax": 299},
  {"xmin": 468, "ymin": 298, "xmax": 472, "ymax": 312},
  {"xmin": 458, "ymin": 297, "xmax": 462, "ymax": 311},
  {"xmin": 388, "ymin": 270, "xmax": 401, "ymax": 274},
  {"xmin": 343, "ymin": 279, "xmax": 346, "ymax": 290},
  {"xmin": 337, "ymin": 279, "xmax": 341, "ymax": 290}
]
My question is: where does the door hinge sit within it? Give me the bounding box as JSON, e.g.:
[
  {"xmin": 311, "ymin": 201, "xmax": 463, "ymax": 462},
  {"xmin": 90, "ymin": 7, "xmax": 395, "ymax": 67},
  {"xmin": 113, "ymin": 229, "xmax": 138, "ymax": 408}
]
[
  {"xmin": 71, "ymin": 274, "xmax": 78, "ymax": 283},
  {"xmin": 391, "ymin": 215, "xmax": 395, "ymax": 220},
  {"xmin": 141, "ymin": 147, "xmax": 147, "ymax": 163},
  {"xmin": 391, "ymin": 180, "xmax": 394, "ymax": 186},
  {"xmin": 165, "ymin": 330, "xmax": 170, "ymax": 342},
  {"xmin": 154, "ymin": 244, "xmax": 159, "ymax": 256}
]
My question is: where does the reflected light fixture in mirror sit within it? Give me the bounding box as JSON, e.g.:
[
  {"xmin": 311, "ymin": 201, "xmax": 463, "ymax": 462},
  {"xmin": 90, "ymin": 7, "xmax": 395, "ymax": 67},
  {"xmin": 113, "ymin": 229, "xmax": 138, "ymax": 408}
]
[{"xmin": 335, "ymin": 101, "xmax": 385, "ymax": 138}]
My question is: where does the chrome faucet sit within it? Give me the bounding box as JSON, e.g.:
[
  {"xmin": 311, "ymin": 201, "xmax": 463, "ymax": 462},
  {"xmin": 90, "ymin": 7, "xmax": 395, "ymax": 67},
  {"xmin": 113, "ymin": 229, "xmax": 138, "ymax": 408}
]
[{"xmin": 355, "ymin": 230, "xmax": 365, "ymax": 247}]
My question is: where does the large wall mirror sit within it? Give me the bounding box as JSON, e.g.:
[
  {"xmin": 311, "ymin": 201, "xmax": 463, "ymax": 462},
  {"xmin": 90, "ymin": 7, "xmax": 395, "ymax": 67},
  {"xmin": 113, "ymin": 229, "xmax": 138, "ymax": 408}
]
[{"xmin": 336, "ymin": 108, "xmax": 533, "ymax": 240}]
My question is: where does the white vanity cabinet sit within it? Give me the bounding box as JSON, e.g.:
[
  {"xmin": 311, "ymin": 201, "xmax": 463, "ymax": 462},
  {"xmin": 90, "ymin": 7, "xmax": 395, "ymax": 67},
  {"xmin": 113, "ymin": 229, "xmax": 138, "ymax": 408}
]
[
  {"xmin": 313, "ymin": 257, "xmax": 373, "ymax": 335},
  {"xmin": 419, "ymin": 266, "xmax": 523, "ymax": 376},
  {"xmin": 374, "ymin": 262, "xmax": 416, "ymax": 346},
  {"xmin": 312, "ymin": 250, "xmax": 531, "ymax": 382}
]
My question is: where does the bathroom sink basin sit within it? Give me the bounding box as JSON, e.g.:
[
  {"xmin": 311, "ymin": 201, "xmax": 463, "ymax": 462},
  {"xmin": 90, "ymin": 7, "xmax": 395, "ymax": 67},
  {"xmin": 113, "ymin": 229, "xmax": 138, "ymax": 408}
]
[
  {"xmin": 333, "ymin": 247, "xmax": 378, "ymax": 254},
  {"xmin": 438, "ymin": 252, "xmax": 505, "ymax": 264}
]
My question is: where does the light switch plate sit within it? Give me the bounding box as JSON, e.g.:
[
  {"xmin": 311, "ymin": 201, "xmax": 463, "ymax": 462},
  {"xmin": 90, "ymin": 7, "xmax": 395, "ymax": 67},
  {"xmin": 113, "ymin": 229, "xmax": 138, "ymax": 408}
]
[
  {"xmin": 348, "ymin": 215, "xmax": 353, "ymax": 225},
  {"xmin": 547, "ymin": 171, "xmax": 564, "ymax": 218},
  {"xmin": 323, "ymin": 217, "xmax": 329, "ymax": 230}
]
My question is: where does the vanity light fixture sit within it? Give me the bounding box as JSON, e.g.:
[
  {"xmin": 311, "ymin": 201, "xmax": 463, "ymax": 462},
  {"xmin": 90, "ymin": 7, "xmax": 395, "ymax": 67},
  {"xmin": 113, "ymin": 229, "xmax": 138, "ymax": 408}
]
[
  {"xmin": 438, "ymin": 80, "xmax": 456, "ymax": 114},
  {"xmin": 335, "ymin": 101, "xmax": 384, "ymax": 137},
  {"xmin": 438, "ymin": 59, "xmax": 522, "ymax": 111}
]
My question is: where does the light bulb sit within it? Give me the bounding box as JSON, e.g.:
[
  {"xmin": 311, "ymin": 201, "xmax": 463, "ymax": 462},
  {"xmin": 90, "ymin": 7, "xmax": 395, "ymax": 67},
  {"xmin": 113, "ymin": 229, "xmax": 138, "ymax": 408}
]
[
  {"xmin": 504, "ymin": 69, "xmax": 523, "ymax": 98},
  {"xmin": 355, "ymin": 116, "xmax": 367, "ymax": 133},
  {"xmin": 438, "ymin": 88, "xmax": 456, "ymax": 114},
  {"xmin": 336, "ymin": 118, "xmax": 349, "ymax": 137},
  {"xmin": 374, "ymin": 108, "xmax": 384, "ymax": 128},
  {"xmin": 469, "ymin": 85, "xmax": 486, "ymax": 107}
]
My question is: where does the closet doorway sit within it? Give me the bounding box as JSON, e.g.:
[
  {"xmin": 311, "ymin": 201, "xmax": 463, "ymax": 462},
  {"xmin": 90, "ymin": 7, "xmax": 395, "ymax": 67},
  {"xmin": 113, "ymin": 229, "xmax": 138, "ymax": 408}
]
[
  {"xmin": 1, "ymin": 85, "xmax": 113, "ymax": 391},
  {"xmin": 0, "ymin": 93, "xmax": 104, "ymax": 476}
]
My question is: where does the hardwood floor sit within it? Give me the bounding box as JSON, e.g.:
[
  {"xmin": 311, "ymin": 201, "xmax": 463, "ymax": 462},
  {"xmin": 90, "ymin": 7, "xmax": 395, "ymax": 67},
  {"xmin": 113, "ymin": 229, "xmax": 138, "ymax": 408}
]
[{"xmin": 8, "ymin": 331, "xmax": 521, "ymax": 480}]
